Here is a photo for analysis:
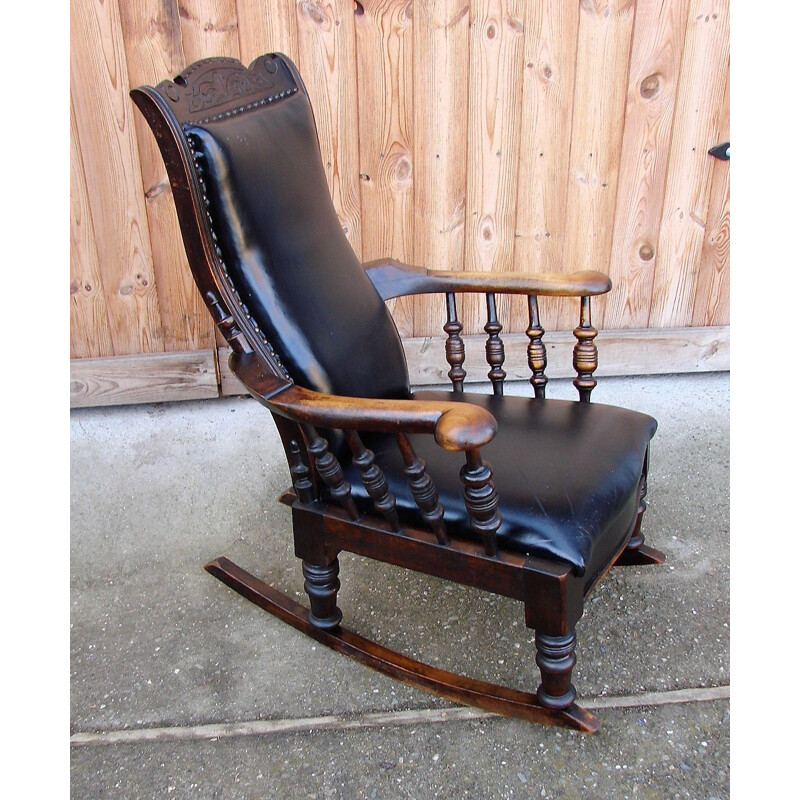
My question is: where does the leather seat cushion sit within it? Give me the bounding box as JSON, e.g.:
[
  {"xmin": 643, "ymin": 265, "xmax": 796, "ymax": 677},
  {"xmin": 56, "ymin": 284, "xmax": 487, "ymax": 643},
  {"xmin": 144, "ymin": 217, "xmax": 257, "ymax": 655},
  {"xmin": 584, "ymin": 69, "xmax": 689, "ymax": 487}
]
[{"xmin": 343, "ymin": 392, "xmax": 657, "ymax": 580}]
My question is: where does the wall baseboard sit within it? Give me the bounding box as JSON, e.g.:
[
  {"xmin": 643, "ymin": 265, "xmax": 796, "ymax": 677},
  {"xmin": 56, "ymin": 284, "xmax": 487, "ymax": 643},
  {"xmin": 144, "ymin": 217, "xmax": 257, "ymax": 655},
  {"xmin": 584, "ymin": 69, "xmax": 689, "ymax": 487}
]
[{"xmin": 71, "ymin": 326, "xmax": 729, "ymax": 409}]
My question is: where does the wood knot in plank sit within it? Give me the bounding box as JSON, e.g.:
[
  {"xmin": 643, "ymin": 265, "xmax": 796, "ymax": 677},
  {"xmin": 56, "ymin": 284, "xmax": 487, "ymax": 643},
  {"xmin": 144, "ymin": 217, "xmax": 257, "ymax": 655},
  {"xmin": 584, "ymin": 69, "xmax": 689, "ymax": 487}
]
[
  {"xmin": 145, "ymin": 181, "xmax": 169, "ymax": 200},
  {"xmin": 640, "ymin": 73, "xmax": 662, "ymax": 100},
  {"xmin": 301, "ymin": 1, "xmax": 329, "ymax": 29},
  {"xmin": 637, "ymin": 242, "xmax": 655, "ymax": 262}
]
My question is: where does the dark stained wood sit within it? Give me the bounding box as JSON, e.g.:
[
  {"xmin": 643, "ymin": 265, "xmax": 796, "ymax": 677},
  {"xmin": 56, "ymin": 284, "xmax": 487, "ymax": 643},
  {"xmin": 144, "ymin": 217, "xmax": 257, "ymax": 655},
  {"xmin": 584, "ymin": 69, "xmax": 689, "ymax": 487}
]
[
  {"xmin": 535, "ymin": 631, "xmax": 577, "ymax": 710},
  {"xmin": 443, "ymin": 293, "xmax": 467, "ymax": 392},
  {"xmin": 288, "ymin": 440, "xmax": 315, "ymax": 505},
  {"xmin": 460, "ymin": 449, "xmax": 502, "ymax": 557},
  {"xmin": 396, "ymin": 433, "xmax": 449, "ymax": 545},
  {"xmin": 204, "ymin": 556, "xmax": 600, "ymax": 733},
  {"xmin": 293, "ymin": 502, "xmax": 527, "ymax": 601},
  {"xmin": 365, "ymin": 258, "xmax": 613, "ymax": 299},
  {"xmin": 613, "ymin": 543, "xmax": 666, "ymax": 567},
  {"xmin": 613, "ymin": 448, "xmax": 666, "ymax": 566},
  {"xmin": 302, "ymin": 558, "xmax": 343, "ymax": 631},
  {"xmin": 572, "ymin": 296, "xmax": 599, "ymax": 402},
  {"xmin": 301, "ymin": 424, "xmax": 359, "ymax": 521},
  {"xmin": 526, "ymin": 295, "xmax": 548, "ymax": 399},
  {"xmin": 484, "ymin": 293, "xmax": 507, "ymax": 395},
  {"xmin": 345, "ymin": 430, "xmax": 401, "ymax": 532},
  {"xmin": 229, "ymin": 351, "xmax": 498, "ymax": 453}
]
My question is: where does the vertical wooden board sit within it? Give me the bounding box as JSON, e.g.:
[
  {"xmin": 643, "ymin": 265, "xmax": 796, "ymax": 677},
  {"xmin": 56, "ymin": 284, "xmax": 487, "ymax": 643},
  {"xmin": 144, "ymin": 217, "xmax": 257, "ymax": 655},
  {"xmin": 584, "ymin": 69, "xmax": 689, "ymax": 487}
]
[
  {"xmin": 295, "ymin": 1, "xmax": 363, "ymax": 258},
  {"xmin": 177, "ymin": 0, "xmax": 242, "ymax": 352},
  {"xmin": 462, "ymin": 0, "xmax": 526, "ymax": 336},
  {"xmin": 70, "ymin": 101, "xmax": 114, "ymax": 359},
  {"xmin": 649, "ymin": 0, "xmax": 729, "ymax": 329},
  {"xmin": 354, "ymin": 0, "xmax": 415, "ymax": 337},
  {"xmin": 70, "ymin": 0, "xmax": 164, "ymax": 356},
  {"xmin": 511, "ymin": 0, "xmax": 580, "ymax": 333},
  {"xmin": 411, "ymin": 0, "xmax": 470, "ymax": 338},
  {"xmin": 691, "ymin": 68, "xmax": 729, "ymax": 327},
  {"xmin": 557, "ymin": 0, "xmax": 635, "ymax": 331},
  {"xmin": 236, "ymin": 0, "xmax": 300, "ymax": 65},
  {"xmin": 176, "ymin": 0, "xmax": 241, "ymax": 59},
  {"xmin": 119, "ymin": 0, "xmax": 217, "ymax": 353},
  {"xmin": 603, "ymin": 0, "xmax": 691, "ymax": 330}
]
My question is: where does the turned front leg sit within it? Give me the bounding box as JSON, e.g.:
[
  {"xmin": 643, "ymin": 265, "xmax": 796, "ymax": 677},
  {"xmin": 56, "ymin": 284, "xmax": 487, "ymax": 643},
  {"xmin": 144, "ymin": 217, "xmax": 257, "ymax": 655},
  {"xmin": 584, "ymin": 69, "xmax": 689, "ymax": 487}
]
[
  {"xmin": 302, "ymin": 558, "xmax": 343, "ymax": 631},
  {"xmin": 535, "ymin": 630, "xmax": 578, "ymax": 710}
]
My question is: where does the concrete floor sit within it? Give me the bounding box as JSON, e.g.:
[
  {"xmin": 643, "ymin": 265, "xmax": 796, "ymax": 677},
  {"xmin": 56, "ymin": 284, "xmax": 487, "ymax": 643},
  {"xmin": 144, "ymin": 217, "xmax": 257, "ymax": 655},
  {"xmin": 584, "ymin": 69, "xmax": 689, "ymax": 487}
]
[{"xmin": 71, "ymin": 373, "xmax": 730, "ymax": 799}]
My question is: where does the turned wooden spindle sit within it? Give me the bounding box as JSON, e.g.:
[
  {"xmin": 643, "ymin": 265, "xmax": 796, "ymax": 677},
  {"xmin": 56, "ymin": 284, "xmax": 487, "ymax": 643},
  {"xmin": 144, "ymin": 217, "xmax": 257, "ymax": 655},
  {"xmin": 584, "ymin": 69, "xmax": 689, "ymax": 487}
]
[
  {"xmin": 484, "ymin": 293, "xmax": 506, "ymax": 396},
  {"xmin": 572, "ymin": 296, "xmax": 599, "ymax": 403},
  {"xmin": 443, "ymin": 293, "xmax": 466, "ymax": 392},
  {"xmin": 460, "ymin": 448, "xmax": 502, "ymax": 557},
  {"xmin": 345, "ymin": 430, "xmax": 401, "ymax": 531},
  {"xmin": 302, "ymin": 559, "xmax": 343, "ymax": 630},
  {"xmin": 395, "ymin": 433, "xmax": 449, "ymax": 545},
  {"xmin": 302, "ymin": 424, "xmax": 359, "ymax": 520},
  {"xmin": 526, "ymin": 295, "xmax": 548, "ymax": 399},
  {"xmin": 288, "ymin": 439, "xmax": 315, "ymax": 504},
  {"xmin": 535, "ymin": 630, "xmax": 578, "ymax": 710}
]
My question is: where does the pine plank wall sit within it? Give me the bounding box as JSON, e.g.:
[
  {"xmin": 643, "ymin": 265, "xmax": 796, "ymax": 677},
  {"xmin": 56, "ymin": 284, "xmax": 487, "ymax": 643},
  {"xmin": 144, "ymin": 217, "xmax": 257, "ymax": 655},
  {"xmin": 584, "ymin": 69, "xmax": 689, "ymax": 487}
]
[{"xmin": 70, "ymin": 0, "xmax": 730, "ymax": 408}]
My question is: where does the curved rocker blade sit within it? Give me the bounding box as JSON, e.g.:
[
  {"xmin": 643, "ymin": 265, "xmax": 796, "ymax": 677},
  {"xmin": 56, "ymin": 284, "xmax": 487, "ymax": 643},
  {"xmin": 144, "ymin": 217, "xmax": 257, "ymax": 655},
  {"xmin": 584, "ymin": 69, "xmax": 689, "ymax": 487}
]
[{"xmin": 205, "ymin": 556, "xmax": 600, "ymax": 733}]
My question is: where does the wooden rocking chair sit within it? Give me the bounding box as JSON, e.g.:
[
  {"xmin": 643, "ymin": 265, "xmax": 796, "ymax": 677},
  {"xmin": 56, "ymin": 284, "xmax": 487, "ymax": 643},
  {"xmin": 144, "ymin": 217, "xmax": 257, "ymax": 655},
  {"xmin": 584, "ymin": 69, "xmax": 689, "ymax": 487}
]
[{"xmin": 131, "ymin": 53, "xmax": 665, "ymax": 733}]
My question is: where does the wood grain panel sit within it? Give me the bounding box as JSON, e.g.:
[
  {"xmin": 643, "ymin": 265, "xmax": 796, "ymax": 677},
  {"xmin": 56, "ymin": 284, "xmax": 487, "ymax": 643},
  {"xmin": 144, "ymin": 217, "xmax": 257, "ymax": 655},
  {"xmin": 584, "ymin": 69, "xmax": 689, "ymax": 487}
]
[
  {"xmin": 462, "ymin": 0, "xmax": 526, "ymax": 335},
  {"xmin": 118, "ymin": 0, "xmax": 217, "ymax": 353},
  {"xmin": 411, "ymin": 0, "xmax": 471, "ymax": 337},
  {"xmin": 70, "ymin": 100, "xmax": 114, "ymax": 359},
  {"xmin": 236, "ymin": 0, "xmax": 300, "ymax": 65},
  {"xmin": 649, "ymin": 0, "xmax": 729, "ymax": 328},
  {"xmin": 70, "ymin": 0, "xmax": 164, "ymax": 355},
  {"xmin": 175, "ymin": 0, "xmax": 242, "ymax": 351},
  {"xmin": 354, "ymin": 0, "xmax": 416, "ymax": 337},
  {"xmin": 692, "ymin": 69, "xmax": 730, "ymax": 327},
  {"xmin": 557, "ymin": 0, "xmax": 636, "ymax": 331},
  {"xmin": 295, "ymin": 0, "xmax": 363, "ymax": 257},
  {"xmin": 512, "ymin": 0, "xmax": 580, "ymax": 333},
  {"xmin": 70, "ymin": 350, "xmax": 219, "ymax": 407},
  {"xmin": 69, "ymin": 1, "xmax": 730, "ymax": 376},
  {"xmin": 176, "ymin": 0, "xmax": 241, "ymax": 60},
  {"xmin": 603, "ymin": 0, "xmax": 690, "ymax": 329}
]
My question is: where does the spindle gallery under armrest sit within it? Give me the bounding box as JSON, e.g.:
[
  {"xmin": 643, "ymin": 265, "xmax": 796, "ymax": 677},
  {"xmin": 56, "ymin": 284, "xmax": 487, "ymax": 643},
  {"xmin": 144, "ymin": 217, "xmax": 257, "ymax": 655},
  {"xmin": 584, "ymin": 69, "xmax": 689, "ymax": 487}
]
[
  {"xmin": 436, "ymin": 290, "xmax": 598, "ymax": 403},
  {"xmin": 363, "ymin": 258, "xmax": 603, "ymax": 402}
]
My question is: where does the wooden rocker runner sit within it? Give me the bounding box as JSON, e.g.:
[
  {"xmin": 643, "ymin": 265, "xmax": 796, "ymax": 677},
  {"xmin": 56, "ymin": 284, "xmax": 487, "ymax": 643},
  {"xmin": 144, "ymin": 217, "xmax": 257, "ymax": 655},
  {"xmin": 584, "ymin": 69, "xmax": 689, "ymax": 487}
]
[{"xmin": 131, "ymin": 53, "xmax": 665, "ymax": 733}]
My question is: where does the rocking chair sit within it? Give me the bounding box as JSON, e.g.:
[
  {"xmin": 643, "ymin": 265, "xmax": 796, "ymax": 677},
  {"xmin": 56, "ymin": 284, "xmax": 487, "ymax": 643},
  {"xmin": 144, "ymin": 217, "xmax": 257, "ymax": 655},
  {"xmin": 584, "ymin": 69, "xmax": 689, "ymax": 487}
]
[{"xmin": 131, "ymin": 53, "xmax": 665, "ymax": 733}]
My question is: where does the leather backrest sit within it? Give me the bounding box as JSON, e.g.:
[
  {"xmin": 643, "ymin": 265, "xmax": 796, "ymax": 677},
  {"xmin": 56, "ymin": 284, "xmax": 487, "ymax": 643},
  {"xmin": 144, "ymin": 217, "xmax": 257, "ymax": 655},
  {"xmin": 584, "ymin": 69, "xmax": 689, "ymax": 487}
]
[{"xmin": 182, "ymin": 55, "xmax": 410, "ymax": 399}]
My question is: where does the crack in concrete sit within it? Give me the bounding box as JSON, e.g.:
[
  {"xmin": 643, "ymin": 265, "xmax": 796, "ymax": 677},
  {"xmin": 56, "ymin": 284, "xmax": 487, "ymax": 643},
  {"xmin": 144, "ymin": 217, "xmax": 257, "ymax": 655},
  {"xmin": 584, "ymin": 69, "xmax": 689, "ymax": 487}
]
[{"xmin": 71, "ymin": 685, "xmax": 729, "ymax": 747}]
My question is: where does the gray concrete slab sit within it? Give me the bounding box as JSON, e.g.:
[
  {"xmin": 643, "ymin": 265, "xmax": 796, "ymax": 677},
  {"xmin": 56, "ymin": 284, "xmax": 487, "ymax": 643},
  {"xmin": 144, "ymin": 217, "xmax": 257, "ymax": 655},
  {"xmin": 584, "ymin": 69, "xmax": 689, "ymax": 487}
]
[
  {"xmin": 71, "ymin": 701, "xmax": 730, "ymax": 800},
  {"xmin": 71, "ymin": 373, "xmax": 730, "ymax": 798}
]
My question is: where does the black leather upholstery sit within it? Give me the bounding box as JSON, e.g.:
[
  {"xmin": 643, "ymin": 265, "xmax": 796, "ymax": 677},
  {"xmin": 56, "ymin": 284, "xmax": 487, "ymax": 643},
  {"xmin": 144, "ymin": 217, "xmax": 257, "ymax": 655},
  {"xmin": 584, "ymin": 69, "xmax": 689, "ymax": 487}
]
[
  {"xmin": 186, "ymin": 75, "xmax": 410, "ymax": 401},
  {"xmin": 345, "ymin": 392, "xmax": 657, "ymax": 580}
]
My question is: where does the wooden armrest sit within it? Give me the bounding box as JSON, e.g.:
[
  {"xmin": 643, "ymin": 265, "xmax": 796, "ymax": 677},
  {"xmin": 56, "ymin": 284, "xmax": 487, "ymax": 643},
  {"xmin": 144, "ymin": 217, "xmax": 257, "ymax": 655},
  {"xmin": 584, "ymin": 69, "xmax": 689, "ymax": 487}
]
[
  {"xmin": 364, "ymin": 258, "xmax": 611, "ymax": 300},
  {"xmin": 230, "ymin": 352, "xmax": 497, "ymax": 451}
]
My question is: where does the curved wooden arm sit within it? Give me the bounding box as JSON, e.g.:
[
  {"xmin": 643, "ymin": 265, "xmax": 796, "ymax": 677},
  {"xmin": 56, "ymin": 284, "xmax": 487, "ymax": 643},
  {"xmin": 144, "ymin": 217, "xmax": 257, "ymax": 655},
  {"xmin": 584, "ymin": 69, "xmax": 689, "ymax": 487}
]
[
  {"xmin": 230, "ymin": 352, "xmax": 497, "ymax": 451},
  {"xmin": 364, "ymin": 258, "xmax": 611, "ymax": 300}
]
